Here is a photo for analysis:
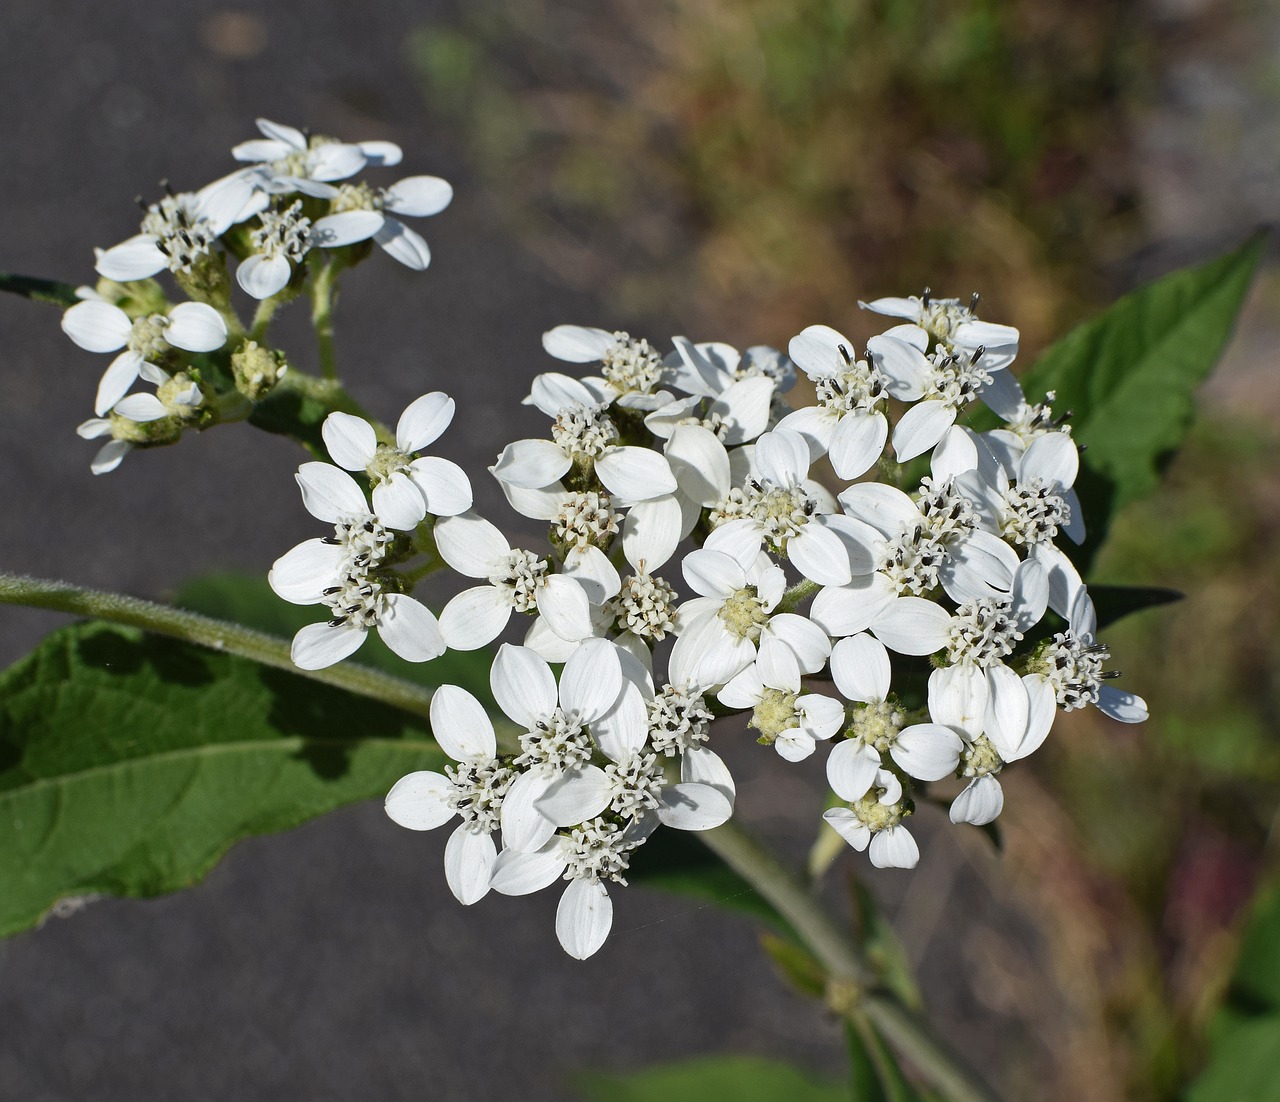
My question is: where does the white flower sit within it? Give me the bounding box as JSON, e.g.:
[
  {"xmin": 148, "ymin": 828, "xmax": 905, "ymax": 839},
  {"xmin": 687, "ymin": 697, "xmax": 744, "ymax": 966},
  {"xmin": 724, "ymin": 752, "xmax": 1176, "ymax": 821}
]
[
  {"xmin": 643, "ymin": 336, "xmax": 777, "ymax": 443},
  {"xmin": 309, "ymin": 175, "xmax": 453, "ymax": 270},
  {"xmin": 825, "ymin": 633, "xmax": 962, "ymax": 785},
  {"xmin": 320, "ymin": 393, "xmax": 472, "ymax": 529},
  {"xmin": 928, "ymin": 663, "xmax": 1056, "ymax": 826},
  {"xmin": 541, "ymin": 326, "xmax": 671, "ymax": 410},
  {"xmin": 61, "ymin": 299, "xmax": 227, "ymax": 415},
  {"xmin": 823, "ymin": 769, "xmax": 920, "ymax": 869},
  {"xmin": 384, "ymin": 685, "xmax": 513, "ymax": 904},
  {"xmin": 860, "ymin": 291, "xmax": 1019, "ymax": 360},
  {"xmin": 776, "ymin": 325, "xmax": 889, "ymax": 479},
  {"xmin": 670, "ymin": 528, "xmax": 830, "ymax": 688},
  {"xmin": 707, "ymin": 429, "xmax": 872, "ymax": 586},
  {"xmin": 269, "ymin": 462, "xmax": 446, "ymax": 669},
  {"xmin": 111, "ymin": 368, "xmax": 202, "ymax": 423},
  {"xmin": 236, "ymin": 201, "xmax": 313, "ymax": 299},
  {"xmin": 76, "ymin": 418, "xmax": 132, "ymax": 475},
  {"xmin": 232, "ymin": 117, "xmax": 401, "ymax": 195},
  {"xmin": 433, "ymin": 511, "xmax": 595, "ymax": 651},
  {"xmin": 491, "ymin": 400, "xmax": 678, "ymax": 505},
  {"xmin": 95, "ymin": 173, "xmax": 260, "ymax": 282},
  {"xmin": 718, "ymin": 643, "xmax": 845, "ymax": 761}
]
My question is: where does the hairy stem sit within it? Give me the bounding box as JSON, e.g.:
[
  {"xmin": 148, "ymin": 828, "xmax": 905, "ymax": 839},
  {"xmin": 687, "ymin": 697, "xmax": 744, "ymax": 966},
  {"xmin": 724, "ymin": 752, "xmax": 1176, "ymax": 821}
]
[
  {"xmin": 776, "ymin": 578, "xmax": 819, "ymax": 614},
  {"xmin": 699, "ymin": 818, "xmax": 998, "ymax": 1102},
  {"xmin": 311, "ymin": 258, "xmax": 342, "ymax": 380},
  {"xmin": 0, "ymin": 573, "xmax": 435, "ymax": 719}
]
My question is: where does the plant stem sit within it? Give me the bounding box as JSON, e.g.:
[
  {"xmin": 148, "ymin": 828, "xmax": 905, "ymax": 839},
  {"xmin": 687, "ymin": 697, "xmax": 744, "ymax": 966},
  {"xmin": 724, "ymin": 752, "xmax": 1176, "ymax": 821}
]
[
  {"xmin": 249, "ymin": 296, "xmax": 281, "ymax": 343},
  {"xmin": 699, "ymin": 818, "xmax": 999, "ymax": 1102},
  {"xmin": 0, "ymin": 572, "xmax": 434, "ymax": 719},
  {"xmin": 777, "ymin": 578, "xmax": 819, "ymax": 614},
  {"xmin": 311, "ymin": 258, "xmax": 341, "ymax": 380}
]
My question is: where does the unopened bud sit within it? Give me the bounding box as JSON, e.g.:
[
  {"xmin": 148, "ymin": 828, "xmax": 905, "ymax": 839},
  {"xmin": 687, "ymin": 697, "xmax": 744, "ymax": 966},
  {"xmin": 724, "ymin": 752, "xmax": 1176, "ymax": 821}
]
[{"xmin": 232, "ymin": 340, "xmax": 289, "ymax": 400}]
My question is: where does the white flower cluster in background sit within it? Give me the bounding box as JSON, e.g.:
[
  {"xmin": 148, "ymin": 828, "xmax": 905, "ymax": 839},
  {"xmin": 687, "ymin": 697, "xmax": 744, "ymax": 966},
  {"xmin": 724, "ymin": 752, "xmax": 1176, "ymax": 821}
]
[{"xmin": 61, "ymin": 118, "xmax": 452, "ymax": 473}]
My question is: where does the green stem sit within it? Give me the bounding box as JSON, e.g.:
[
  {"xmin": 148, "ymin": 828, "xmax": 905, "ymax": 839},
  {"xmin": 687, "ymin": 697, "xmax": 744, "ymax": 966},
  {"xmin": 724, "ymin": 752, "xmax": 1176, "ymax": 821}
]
[
  {"xmin": 0, "ymin": 572, "xmax": 434, "ymax": 719},
  {"xmin": 311, "ymin": 258, "xmax": 342, "ymax": 380},
  {"xmin": 249, "ymin": 296, "xmax": 281, "ymax": 343},
  {"xmin": 776, "ymin": 578, "xmax": 819, "ymax": 614},
  {"xmin": 699, "ymin": 818, "xmax": 999, "ymax": 1102}
]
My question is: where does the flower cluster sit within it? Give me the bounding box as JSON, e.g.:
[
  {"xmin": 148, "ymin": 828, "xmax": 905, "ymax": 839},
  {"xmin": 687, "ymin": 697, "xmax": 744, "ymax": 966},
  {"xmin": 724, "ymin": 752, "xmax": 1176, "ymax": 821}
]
[
  {"xmin": 61, "ymin": 119, "xmax": 1148, "ymax": 961},
  {"xmin": 62, "ymin": 118, "xmax": 451, "ymax": 473}
]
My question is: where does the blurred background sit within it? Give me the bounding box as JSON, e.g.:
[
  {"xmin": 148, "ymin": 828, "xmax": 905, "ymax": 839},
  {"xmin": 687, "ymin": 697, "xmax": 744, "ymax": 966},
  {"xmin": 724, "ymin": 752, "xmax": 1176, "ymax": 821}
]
[{"xmin": 1, "ymin": 1, "xmax": 1277, "ymax": 1099}]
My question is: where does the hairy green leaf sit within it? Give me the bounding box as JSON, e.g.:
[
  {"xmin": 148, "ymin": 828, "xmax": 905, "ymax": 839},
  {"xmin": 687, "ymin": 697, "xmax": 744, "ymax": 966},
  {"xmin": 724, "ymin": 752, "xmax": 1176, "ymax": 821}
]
[
  {"xmin": 0, "ymin": 622, "xmax": 443, "ymax": 937},
  {"xmin": 575, "ymin": 1055, "xmax": 846, "ymax": 1102},
  {"xmin": 1021, "ymin": 234, "xmax": 1264, "ymax": 570},
  {"xmin": 0, "ymin": 271, "xmax": 80, "ymax": 306}
]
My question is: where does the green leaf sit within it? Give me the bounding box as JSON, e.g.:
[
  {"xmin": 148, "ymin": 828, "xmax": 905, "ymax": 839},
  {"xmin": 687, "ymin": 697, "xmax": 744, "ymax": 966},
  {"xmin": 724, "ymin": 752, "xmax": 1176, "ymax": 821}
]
[
  {"xmin": 846, "ymin": 1019, "xmax": 928, "ymax": 1102},
  {"xmin": 173, "ymin": 570, "xmax": 496, "ymax": 709},
  {"xmin": 851, "ymin": 880, "xmax": 921, "ymax": 1008},
  {"xmin": 0, "ymin": 621, "xmax": 442, "ymax": 937},
  {"xmin": 0, "ymin": 271, "xmax": 80, "ymax": 306},
  {"xmin": 1185, "ymin": 1016, "xmax": 1280, "ymax": 1102},
  {"xmin": 1021, "ymin": 234, "xmax": 1264, "ymax": 569},
  {"xmin": 1229, "ymin": 881, "xmax": 1280, "ymax": 1013},
  {"xmin": 1087, "ymin": 584, "xmax": 1182, "ymax": 630},
  {"xmin": 575, "ymin": 1055, "xmax": 847, "ymax": 1102}
]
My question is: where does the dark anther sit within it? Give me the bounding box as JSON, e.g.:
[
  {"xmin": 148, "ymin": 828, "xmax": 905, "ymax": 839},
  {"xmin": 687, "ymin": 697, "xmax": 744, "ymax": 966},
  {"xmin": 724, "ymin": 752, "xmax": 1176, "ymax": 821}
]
[
  {"xmin": 1100, "ymin": 670, "xmax": 1122, "ymax": 680},
  {"xmin": 970, "ymin": 292, "xmax": 981, "ymax": 312},
  {"xmin": 321, "ymin": 536, "xmax": 339, "ymax": 545},
  {"xmin": 837, "ymin": 344, "xmax": 853, "ymax": 365},
  {"xmin": 970, "ymin": 346, "xmax": 986, "ymax": 365},
  {"xmin": 921, "ymin": 286, "xmax": 932, "ymax": 308},
  {"xmin": 322, "ymin": 586, "xmax": 341, "ymax": 596}
]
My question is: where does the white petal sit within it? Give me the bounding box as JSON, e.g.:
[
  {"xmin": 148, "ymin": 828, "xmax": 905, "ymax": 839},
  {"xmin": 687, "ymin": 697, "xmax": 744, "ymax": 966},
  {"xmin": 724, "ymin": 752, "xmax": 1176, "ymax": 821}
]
[
  {"xmin": 927, "ymin": 664, "xmax": 989, "ymax": 737},
  {"xmin": 541, "ymin": 325, "xmax": 616, "ymax": 363},
  {"xmin": 950, "ymin": 775, "xmax": 1004, "ymax": 826},
  {"xmin": 828, "ymin": 411, "xmax": 888, "ymax": 479},
  {"xmin": 823, "ymin": 807, "xmax": 871, "ymax": 851},
  {"xmin": 268, "ymin": 538, "xmax": 345, "ymax": 604},
  {"xmin": 290, "ymin": 621, "xmax": 366, "ymax": 669},
  {"xmin": 375, "ymin": 217, "xmax": 431, "ymax": 269},
  {"xmin": 95, "ymin": 236, "xmax": 167, "ymax": 281},
  {"xmin": 657, "ymin": 783, "xmax": 732, "ymax": 830},
  {"xmin": 563, "ymin": 544, "xmax": 621, "ymax": 604},
  {"xmin": 810, "ymin": 575, "xmax": 897, "ymax": 638},
  {"xmin": 984, "ymin": 665, "xmax": 1030, "ymax": 760},
  {"xmin": 490, "ymin": 643, "xmax": 559, "ymax": 729},
  {"xmin": 490, "ymin": 838, "xmax": 569, "ymax": 896},
  {"xmin": 525, "ymin": 372, "xmax": 601, "ymax": 417},
  {"xmin": 942, "ymin": 531, "xmax": 1019, "ymax": 603},
  {"xmin": 1097, "ymin": 684, "xmax": 1149, "ymax": 724},
  {"xmin": 410, "ymin": 457, "xmax": 470, "ymax": 519},
  {"xmin": 233, "ymin": 138, "xmax": 293, "ymax": 163},
  {"xmin": 892, "ymin": 723, "xmax": 962, "ymax": 781},
  {"xmin": 61, "ymin": 300, "xmax": 130, "ymax": 352},
  {"xmin": 827, "ymin": 740, "xmax": 881, "ymax": 802},
  {"xmin": 307, "ymin": 143, "xmax": 367, "ymax": 182},
  {"xmin": 702, "ymin": 518, "xmax": 763, "ymax": 569},
  {"xmin": 89, "ymin": 440, "xmax": 131, "ymax": 475},
  {"xmin": 757, "ymin": 637, "xmax": 802, "ymax": 693},
  {"xmin": 593, "ymin": 682, "xmax": 649, "ymax": 760},
  {"xmin": 236, "ymin": 253, "xmax": 292, "ymax": 300},
  {"xmin": 312, "ymin": 209, "xmax": 385, "ymax": 246},
  {"xmin": 711, "ymin": 374, "xmax": 774, "ymax": 444},
  {"xmin": 94, "ymin": 352, "xmax": 144, "ymax": 416},
  {"xmin": 1013, "ymin": 675, "xmax": 1057, "ymax": 759},
  {"xmin": 429, "ymin": 685, "xmax": 497, "ymax": 761},
  {"xmin": 830, "ymin": 633, "xmax": 890, "ymax": 703},
  {"xmin": 753, "ymin": 429, "xmax": 810, "ymax": 487},
  {"xmin": 798, "ymin": 693, "xmax": 846, "ymax": 740},
  {"xmin": 892, "ymin": 400, "xmax": 956, "ymax": 462},
  {"xmin": 717, "ymin": 664, "xmax": 765, "ymax": 711},
  {"xmin": 1011, "ymin": 558, "xmax": 1050, "ymax": 630},
  {"xmin": 500, "ymin": 769, "xmax": 558, "ymax": 852},
  {"xmin": 396, "ymin": 391, "xmax": 455, "ymax": 451},
  {"xmin": 444, "ymin": 824, "xmax": 495, "ymax": 905},
  {"xmin": 954, "ymin": 319, "xmax": 1019, "ymax": 352},
  {"xmin": 378, "ymin": 595, "xmax": 445, "ymax": 663},
  {"xmin": 556, "ymin": 879, "xmax": 613, "ymax": 960},
  {"xmin": 665, "ymin": 424, "xmax": 731, "ymax": 506},
  {"xmin": 433, "ymin": 511, "xmax": 510, "ymax": 577},
  {"xmin": 595, "ymin": 448, "xmax": 678, "ymax": 502},
  {"xmin": 788, "ymin": 523, "xmax": 851, "ymax": 586},
  {"xmin": 358, "ymin": 140, "xmax": 403, "ymax": 167},
  {"xmin": 763, "ymin": 614, "xmax": 831, "ymax": 675},
  {"xmin": 535, "ymin": 574, "xmax": 594, "ymax": 643},
  {"xmin": 871, "ymin": 597, "xmax": 952, "ymax": 656},
  {"xmin": 113, "ymin": 393, "xmax": 169, "ymax": 422},
  {"xmin": 671, "ymin": 615, "xmax": 754, "ymax": 689},
  {"xmin": 539, "ymin": 766, "xmax": 614, "ymax": 826},
  {"xmin": 384, "ymin": 175, "xmax": 454, "ymax": 217},
  {"xmin": 682, "ymin": 548, "xmax": 745, "ymax": 599},
  {"xmin": 868, "ymin": 826, "xmax": 919, "ymax": 869},
  {"xmin": 681, "ymin": 747, "xmax": 735, "ymax": 803},
  {"xmin": 321, "ymin": 411, "xmax": 378, "ymax": 470},
  {"xmin": 560, "ymin": 637, "xmax": 623, "ymax": 721},
  {"xmin": 774, "ymin": 729, "xmax": 816, "ymax": 761},
  {"xmin": 775, "ymin": 405, "xmax": 837, "ymax": 460},
  {"xmin": 372, "ymin": 472, "xmax": 428, "ymax": 531},
  {"xmin": 255, "ymin": 118, "xmax": 307, "ymax": 148},
  {"xmin": 492, "ymin": 439, "xmax": 572, "ymax": 489},
  {"xmin": 622, "ymin": 496, "xmax": 684, "ymax": 572},
  {"xmin": 1019, "ymin": 431, "xmax": 1079, "ymax": 491},
  {"xmin": 867, "ymin": 333, "xmax": 930, "ymax": 400},
  {"xmin": 438, "ymin": 586, "xmax": 512, "ymax": 650},
  {"xmin": 384, "ymin": 771, "xmax": 454, "ymax": 831},
  {"xmin": 295, "ymin": 462, "xmax": 368, "ymax": 522}
]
